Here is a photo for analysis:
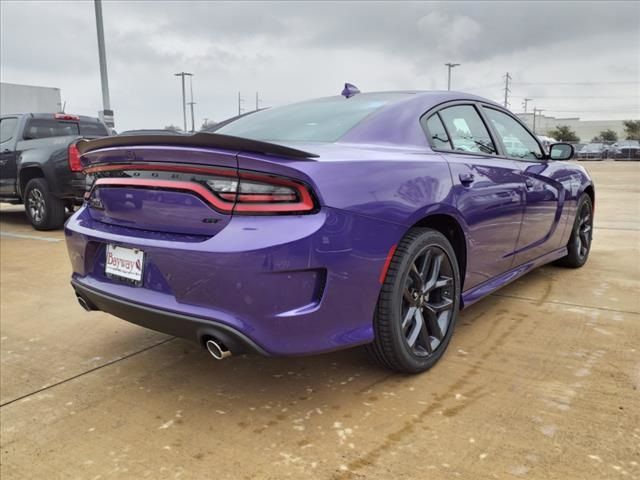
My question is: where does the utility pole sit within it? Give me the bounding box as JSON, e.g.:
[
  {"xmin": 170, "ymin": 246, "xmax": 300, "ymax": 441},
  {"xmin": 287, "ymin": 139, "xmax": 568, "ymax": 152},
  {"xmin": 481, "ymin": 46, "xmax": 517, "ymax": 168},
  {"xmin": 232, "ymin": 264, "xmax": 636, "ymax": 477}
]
[
  {"xmin": 503, "ymin": 72, "xmax": 512, "ymax": 108},
  {"xmin": 445, "ymin": 63, "xmax": 460, "ymax": 91},
  {"xmin": 174, "ymin": 72, "xmax": 192, "ymax": 132},
  {"xmin": 532, "ymin": 108, "xmax": 545, "ymax": 134},
  {"xmin": 238, "ymin": 92, "xmax": 244, "ymax": 116},
  {"xmin": 94, "ymin": 0, "xmax": 114, "ymax": 127},
  {"xmin": 255, "ymin": 91, "xmax": 261, "ymax": 111},
  {"xmin": 522, "ymin": 97, "xmax": 532, "ymax": 113},
  {"xmin": 187, "ymin": 75, "xmax": 195, "ymax": 132}
]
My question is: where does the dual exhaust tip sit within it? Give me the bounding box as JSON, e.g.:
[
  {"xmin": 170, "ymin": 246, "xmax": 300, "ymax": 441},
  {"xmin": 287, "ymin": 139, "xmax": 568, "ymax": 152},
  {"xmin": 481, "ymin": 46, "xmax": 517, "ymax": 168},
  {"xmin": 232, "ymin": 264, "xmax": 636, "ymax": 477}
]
[
  {"xmin": 77, "ymin": 293, "xmax": 232, "ymax": 361},
  {"xmin": 205, "ymin": 338, "xmax": 232, "ymax": 360},
  {"xmin": 77, "ymin": 295, "xmax": 94, "ymax": 312}
]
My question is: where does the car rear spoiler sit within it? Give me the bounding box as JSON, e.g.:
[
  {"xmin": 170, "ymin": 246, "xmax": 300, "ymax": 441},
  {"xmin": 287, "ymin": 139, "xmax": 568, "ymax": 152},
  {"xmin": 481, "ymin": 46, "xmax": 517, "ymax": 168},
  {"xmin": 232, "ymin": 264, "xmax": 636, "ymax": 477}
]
[{"xmin": 76, "ymin": 132, "xmax": 319, "ymax": 159}]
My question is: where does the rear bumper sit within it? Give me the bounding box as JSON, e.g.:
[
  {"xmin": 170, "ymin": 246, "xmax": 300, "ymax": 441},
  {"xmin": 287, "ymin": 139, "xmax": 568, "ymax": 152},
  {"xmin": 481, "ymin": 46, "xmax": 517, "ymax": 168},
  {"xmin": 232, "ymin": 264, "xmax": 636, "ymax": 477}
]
[
  {"xmin": 72, "ymin": 279, "xmax": 268, "ymax": 355},
  {"xmin": 65, "ymin": 205, "xmax": 406, "ymax": 356}
]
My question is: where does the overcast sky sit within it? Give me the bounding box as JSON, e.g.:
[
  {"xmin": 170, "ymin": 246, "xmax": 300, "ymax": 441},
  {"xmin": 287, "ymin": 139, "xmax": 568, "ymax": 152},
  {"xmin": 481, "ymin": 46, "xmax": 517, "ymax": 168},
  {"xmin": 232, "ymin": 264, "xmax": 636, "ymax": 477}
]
[{"xmin": 1, "ymin": 0, "xmax": 639, "ymax": 131}]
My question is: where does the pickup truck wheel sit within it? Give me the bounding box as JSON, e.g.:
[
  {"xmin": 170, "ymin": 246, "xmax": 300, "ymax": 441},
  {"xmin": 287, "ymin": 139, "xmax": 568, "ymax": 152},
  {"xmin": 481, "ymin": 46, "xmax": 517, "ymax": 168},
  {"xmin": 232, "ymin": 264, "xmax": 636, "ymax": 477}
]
[{"xmin": 24, "ymin": 178, "xmax": 66, "ymax": 231}]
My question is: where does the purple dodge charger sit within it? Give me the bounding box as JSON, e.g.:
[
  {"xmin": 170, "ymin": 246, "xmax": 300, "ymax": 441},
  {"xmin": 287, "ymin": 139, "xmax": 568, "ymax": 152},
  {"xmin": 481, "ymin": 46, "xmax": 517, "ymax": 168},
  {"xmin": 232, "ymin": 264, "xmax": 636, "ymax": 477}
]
[{"xmin": 66, "ymin": 88, "xmax": 594, "ymax": 373}]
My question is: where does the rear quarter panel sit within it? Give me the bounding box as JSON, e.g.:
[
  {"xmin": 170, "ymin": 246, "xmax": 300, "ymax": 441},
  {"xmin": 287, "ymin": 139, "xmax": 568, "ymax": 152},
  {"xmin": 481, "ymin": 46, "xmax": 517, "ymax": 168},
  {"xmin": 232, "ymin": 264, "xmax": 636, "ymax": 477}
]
[{"xmin": 238, "ymin": 149, "xmax": 454, "ymax": 226}]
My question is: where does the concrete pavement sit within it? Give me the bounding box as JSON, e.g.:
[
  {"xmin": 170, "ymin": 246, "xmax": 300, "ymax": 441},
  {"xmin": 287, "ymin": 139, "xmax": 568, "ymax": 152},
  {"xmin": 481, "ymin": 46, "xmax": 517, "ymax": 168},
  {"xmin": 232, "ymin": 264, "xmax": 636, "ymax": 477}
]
[{"xmin": 1, "ymin": 161, "xmax": 639, "ymax": 479}]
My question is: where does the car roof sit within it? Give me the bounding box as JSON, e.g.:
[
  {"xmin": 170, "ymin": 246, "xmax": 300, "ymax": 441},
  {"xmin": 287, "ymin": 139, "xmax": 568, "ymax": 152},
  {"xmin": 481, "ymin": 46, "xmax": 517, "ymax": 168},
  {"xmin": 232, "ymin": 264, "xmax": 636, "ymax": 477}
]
[{"xmin": 336, "ymin": 90, "xmax": 503, "ymax": 147}]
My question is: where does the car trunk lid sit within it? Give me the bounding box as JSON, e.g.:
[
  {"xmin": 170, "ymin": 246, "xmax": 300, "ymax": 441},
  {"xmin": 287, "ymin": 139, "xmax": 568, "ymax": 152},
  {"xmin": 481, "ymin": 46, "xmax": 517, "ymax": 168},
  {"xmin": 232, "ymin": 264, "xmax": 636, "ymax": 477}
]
[{"xmin": 78, "ymin": 134, "xmax": 319, "ymax": 237}]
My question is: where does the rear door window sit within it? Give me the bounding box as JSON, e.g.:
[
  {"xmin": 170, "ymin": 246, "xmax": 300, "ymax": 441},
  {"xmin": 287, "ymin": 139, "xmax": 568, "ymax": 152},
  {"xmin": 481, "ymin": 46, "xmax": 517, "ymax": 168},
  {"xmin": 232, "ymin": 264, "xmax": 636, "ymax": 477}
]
[
  {"xmin": 424, "ymin": 114, "xmax": 452, "ymax": 149},
  {"xmin": 438, "ymin": 105, "xmax": 497, "ymax": 155},
  {"xmin": 23, "ymin": 119, "xmax": 79, "ymax": 140}
]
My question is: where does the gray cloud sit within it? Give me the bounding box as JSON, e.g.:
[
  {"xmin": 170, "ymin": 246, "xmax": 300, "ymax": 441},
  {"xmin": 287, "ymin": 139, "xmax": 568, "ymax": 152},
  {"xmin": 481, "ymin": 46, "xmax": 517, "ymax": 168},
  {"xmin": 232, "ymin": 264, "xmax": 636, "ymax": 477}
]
[{"xmin": 1, "ymin": 0, "xmax": 638, "ymax": 131}]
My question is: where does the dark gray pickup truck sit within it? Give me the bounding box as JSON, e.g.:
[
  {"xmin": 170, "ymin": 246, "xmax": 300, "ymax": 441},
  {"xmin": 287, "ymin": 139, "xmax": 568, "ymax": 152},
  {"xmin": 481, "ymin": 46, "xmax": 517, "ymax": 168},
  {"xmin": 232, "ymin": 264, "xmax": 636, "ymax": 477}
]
[{"xmin": 0, "ymin": 113, "xmax": 110, "ymax": 230}]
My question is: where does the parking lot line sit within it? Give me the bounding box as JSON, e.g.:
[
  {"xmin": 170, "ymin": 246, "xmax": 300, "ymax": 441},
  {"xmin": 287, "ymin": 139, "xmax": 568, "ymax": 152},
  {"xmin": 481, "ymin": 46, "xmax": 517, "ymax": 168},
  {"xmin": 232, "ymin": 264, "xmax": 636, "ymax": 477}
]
[
  {"xmin": 0, "ymin": 231, "xmax": 62, "ymax": 242},
  {"xmin": 492, "ymin": 292, "xmax": 639, "ymax": 316}
]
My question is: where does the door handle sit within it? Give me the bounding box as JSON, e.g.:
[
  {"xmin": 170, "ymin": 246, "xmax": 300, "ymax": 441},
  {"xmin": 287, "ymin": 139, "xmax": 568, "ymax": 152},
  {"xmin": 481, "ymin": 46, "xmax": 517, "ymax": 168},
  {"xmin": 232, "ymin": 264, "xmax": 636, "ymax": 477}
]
[
  {"xmin": 525, "ymin": 178, "xmax": 534, "ymax": 190},
  {"xmin": 459, "ymin": 173, "xmax": 475, "ymax": 186}
]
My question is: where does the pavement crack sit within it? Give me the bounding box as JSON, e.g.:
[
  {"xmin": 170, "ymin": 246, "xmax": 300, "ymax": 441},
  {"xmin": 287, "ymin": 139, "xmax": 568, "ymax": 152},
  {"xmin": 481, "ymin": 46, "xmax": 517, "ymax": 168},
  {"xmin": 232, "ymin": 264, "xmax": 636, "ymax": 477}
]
[
  {"xmin": 0, "ymin": 337, "xmax": 176, "ymax": 408},
  {"xmin": 491, "ymin": 293, "xmax": 639, "ymax": 316}
]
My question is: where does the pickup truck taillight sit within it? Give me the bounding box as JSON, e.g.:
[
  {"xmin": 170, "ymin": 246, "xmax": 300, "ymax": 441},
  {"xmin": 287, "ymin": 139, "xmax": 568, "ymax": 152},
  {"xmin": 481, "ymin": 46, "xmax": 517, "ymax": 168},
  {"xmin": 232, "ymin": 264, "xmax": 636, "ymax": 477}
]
[{"xmin": 68, "ymin": 144, "xmax": 82, "ymax": 172}]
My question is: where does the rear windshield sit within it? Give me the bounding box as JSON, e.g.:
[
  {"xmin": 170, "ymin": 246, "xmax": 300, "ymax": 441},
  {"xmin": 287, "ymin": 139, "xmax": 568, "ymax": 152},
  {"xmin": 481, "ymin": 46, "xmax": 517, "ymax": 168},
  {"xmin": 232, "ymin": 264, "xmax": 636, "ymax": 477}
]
[
  {"xmin": 80, "ymin": 121, "xmax": 109, "ymax": 137},
  {"xmin": 23, "ymin": 118, "xmax": 108, "ymax": 140},
  {"xmin": 215, "ymin": 93, "xmax": 409, "ymax": 143}
]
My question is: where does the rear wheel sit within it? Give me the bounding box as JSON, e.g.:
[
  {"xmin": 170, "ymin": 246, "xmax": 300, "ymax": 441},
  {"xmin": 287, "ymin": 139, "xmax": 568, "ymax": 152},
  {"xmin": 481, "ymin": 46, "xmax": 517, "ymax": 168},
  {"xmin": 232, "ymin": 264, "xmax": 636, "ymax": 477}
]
[
  {"xmin": 367, "ymin": 228, "xmax": 460, "ymax": 374},
  {"xmin": 556, "ymin": 193, "xmax": 593, "ymax": 268},
  {"xmin": 23, "ymin": 178, "xmax": 66, "ymax": 231}
]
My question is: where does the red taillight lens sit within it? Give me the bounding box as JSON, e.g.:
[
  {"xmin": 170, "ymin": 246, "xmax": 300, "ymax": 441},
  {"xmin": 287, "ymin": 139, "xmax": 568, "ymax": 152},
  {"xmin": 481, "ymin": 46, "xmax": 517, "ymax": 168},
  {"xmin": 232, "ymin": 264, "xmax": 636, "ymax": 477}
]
[
  {"xmin": 84, "ymin": 163, "xmax": 317, "ymax": 215},
  {"xmin": 68, "ymin": 144, "xmax": 82, "ymax": 172},
  {"xmin": 206, "ymin": 173, "xmax": 315, "ymax": 214}
]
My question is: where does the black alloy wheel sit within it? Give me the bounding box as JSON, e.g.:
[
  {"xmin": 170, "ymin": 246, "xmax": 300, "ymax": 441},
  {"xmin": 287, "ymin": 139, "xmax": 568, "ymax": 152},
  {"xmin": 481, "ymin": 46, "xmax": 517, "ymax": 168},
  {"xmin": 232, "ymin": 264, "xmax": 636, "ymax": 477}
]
[
  {"xmin": 556, "ymin": 193, "xmax": 593, "ymax": 268},
  {"xmin": 400, "ymin": 246, "xmax": 455, "ymax": 356},
  {"xmin": 368, "ymin": 228, "xmax": 461, "ymax": 374}
]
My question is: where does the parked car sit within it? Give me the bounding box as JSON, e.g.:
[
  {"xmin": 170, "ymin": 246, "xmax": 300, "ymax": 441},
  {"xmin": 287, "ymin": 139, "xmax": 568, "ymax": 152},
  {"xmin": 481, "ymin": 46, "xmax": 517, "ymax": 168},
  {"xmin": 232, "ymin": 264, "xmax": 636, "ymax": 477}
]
[
  {"xmin": 0, "ymin": 113, "xmax": 110, "ymax": 229},
  {"xmin": 66, "ymin": 89, "xmax": 594, "ymax": 374},
  {"xmin": 610, "ymin": 140, "xmax": 640, "ymax": 161},
  {"xmin": 535, "ymin": 135, "xmax": 555, "ymax": 153},
  {"xmin": 577, "ymin": 143, "xmax": 606, "ymax": 160},
  {"xmin": 572, "ymin": 143, "xmax": 586, "ymax": 156}
]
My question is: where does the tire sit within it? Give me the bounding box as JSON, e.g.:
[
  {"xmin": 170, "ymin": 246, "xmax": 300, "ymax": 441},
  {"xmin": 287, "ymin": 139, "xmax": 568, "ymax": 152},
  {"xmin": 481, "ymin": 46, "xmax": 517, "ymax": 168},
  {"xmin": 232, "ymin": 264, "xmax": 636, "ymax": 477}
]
[
  {"xmin": 23, "ymin": 178, "xmax": 66, "ymax": 231},
  {"xmin": 367, "ymin": 228, "xmax": 461, "ymax": 374},
  {"xmin": 555, "ymin": 193, "xmax": 593, "ymax": 268}
]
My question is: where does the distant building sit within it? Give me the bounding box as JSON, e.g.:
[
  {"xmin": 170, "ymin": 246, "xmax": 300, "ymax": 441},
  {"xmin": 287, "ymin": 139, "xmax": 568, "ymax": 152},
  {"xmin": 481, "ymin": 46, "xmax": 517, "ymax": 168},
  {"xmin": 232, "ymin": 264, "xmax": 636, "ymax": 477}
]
[
  {"xmin": 517, "ymin": 113, "xmax": 631, "ymax": 142},
  {"xmin": 0, "ymin": 82, "xmax": 62, "ymax": 115}
]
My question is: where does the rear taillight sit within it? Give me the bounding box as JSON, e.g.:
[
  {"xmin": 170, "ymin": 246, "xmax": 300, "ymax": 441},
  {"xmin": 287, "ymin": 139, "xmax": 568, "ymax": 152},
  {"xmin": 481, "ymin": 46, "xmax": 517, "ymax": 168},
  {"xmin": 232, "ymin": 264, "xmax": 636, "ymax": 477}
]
[
  {"xmin": 206, "ymin": 172, "xmax": 315, "ymax": 214},
  {"xmin": 85, "ymin": 164, "xmax": 317, "ymax": 215},
  {"xmin": 68, "ymin": 144, "xmax": 82, "ymax": 172}
]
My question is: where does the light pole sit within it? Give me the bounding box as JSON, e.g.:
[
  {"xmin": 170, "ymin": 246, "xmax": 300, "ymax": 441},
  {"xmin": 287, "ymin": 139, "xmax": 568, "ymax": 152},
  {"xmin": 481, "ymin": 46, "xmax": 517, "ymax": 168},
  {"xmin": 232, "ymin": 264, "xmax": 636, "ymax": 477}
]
[
  {"xmin": 174, "ymin": 72, "xmax": 193, "ymax": 132},
  {"xmin": 94, "ymin": 0, "xmax": 113, "ymax": 127},
  {"xmin": 445, "ymin": 63, "xmax": 460, "ymax": 91},
  {"xmin": 187, "ymin": 75, "xmax": 195, "ymax": 133}
]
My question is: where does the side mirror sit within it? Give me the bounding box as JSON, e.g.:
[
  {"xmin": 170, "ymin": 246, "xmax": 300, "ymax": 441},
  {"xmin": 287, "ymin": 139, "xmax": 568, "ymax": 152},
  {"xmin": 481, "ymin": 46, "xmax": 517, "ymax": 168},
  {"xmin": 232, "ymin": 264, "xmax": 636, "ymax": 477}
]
[{"xmin": 549, "ymin": 143, "xmax": 574, "ymax": 161}]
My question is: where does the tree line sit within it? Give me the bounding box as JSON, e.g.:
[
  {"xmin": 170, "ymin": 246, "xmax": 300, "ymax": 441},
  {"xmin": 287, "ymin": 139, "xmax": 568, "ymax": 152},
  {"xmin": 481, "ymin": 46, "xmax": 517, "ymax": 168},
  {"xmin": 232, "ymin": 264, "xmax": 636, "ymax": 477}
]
[{"xmin": 547, "ymin": 120, "xmax": 640, "ymax": 143}]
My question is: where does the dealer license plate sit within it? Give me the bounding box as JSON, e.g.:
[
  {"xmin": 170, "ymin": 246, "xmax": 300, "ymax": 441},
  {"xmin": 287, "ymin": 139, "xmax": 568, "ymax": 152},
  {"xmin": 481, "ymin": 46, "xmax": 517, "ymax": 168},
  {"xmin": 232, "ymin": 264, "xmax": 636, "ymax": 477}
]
[{"xmin": 105, "ymin": 244, "xmax": 144, "ymax": 285}]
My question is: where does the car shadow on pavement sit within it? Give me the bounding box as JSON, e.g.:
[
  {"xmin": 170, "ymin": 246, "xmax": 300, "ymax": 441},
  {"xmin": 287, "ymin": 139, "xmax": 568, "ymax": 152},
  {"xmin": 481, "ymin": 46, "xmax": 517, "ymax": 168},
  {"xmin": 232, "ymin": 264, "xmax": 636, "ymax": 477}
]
[{"xmin": 0, "ymin": 205, "xmax": 74, "ymax": 230}]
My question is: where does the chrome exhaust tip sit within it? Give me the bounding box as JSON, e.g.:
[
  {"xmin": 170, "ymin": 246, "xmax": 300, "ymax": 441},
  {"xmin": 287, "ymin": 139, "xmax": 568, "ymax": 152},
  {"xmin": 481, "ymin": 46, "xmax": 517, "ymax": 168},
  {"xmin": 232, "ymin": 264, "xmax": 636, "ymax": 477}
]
[
  {"xmin": 206, "ymin": 338, "xmax": 232, "ymax": 360},
  {"xmin": 77, "ymin": 295, "xmax": 93, "ymax": 312}
]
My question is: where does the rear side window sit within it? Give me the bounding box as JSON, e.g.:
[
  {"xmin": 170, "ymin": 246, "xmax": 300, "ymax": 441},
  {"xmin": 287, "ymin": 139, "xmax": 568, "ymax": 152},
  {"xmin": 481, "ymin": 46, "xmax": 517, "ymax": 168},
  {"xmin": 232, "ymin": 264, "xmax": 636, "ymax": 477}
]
[
  {"xmin": 23, "ymin": 119, "xmax": 79, "ymax": 140},
  {"xmin": 424, "ymin": 114, "xmax": 451, "ymax": 149},
  {"xmin": 438, "ymin": 105, "xmax": 496, "ymax": 155},
  {"xmin": 1, "ymin": 117, "xmax": 19, "ymax": 144},
  {"xmin": 483, "ymin": 108, "xmax": 543, "ymax": 160},
  {"xmin": 80, "ymin": 121, "xmax": 108, "ymax": 137}
]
